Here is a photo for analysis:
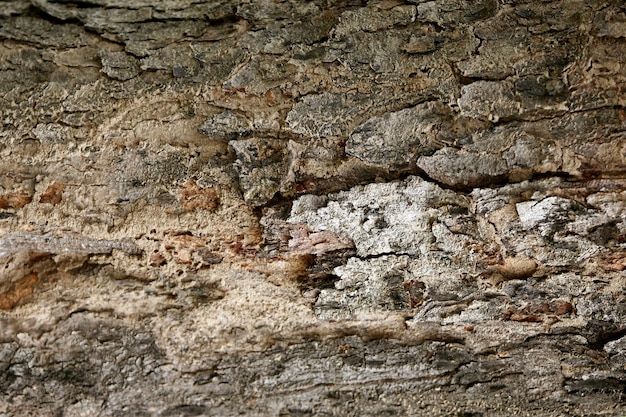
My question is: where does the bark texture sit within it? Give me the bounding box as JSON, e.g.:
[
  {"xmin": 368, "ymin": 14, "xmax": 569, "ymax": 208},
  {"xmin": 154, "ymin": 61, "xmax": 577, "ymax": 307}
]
[{"xmin": 1, "ymin": 0, "xmax": 626, "ymax": 415}]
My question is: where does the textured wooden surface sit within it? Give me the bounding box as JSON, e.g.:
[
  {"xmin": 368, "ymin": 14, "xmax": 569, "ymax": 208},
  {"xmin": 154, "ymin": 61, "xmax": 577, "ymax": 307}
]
[{"xmin": 1, "ymin": 1, "xmax": 625, "ymax": 415}]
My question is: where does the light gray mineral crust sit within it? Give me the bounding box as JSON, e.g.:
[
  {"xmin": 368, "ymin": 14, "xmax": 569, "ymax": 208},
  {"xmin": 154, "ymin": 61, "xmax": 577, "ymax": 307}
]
[
  {"xmin": 289, "ymin": 176, "xmax": 469, "ymax": 258},
  {"xmin": 291, "ymin": 175, "xmax": 626, "ymax": 329}
]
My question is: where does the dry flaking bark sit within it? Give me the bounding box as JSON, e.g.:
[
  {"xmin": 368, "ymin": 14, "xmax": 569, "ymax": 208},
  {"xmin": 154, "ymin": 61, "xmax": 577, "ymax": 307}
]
[{"xmin": 0, "ymin": 0, "xmax": 626, "ymax": 416}]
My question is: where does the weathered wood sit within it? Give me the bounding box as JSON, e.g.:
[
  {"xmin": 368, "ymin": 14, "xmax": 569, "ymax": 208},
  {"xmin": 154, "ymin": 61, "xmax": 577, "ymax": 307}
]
[{"xmin": 1, "ymin": 0, "xmax": 625, "ymax": 415}]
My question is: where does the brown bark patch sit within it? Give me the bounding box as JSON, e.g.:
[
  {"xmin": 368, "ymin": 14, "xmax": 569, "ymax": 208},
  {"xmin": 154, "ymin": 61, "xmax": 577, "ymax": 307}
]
[
  {"xmin": 0, "ymin": 191, "xmax": 32, "ymax": 209},
  {"xmin": 39, "ymin": 182, "xmax": 66, "ymax": 204},
  {"xmin": 0, "ymin": 273, "xmax": 39, "ymax": 310},
  {"xmin": 504, "ymin": 300, "xmax": 573, "ymax": 322},
  {"xmin": 149, "ymin": 252, "xmax": 167, "ymax": 267},
  {"xmin": 485, "ymin": 255, "xmax": 538, "ymax": 285},
  {"xmin": 178, "ymin": 178, "xmax": 219, "ymax": 212},
  {"xmin": 596, "ymin": 250, "xmax": 626, "ymax": 272}
]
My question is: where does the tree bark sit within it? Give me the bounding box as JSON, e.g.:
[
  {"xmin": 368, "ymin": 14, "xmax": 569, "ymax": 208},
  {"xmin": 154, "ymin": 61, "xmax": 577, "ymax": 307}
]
[{"xmin": 1, "ymin": 0, "xmax": 626, "ymax": 415}]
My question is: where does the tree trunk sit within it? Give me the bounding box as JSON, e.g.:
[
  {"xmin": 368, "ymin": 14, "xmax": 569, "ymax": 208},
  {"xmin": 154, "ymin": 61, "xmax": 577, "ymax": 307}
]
[{"xmin": 1, "ymin": 0, "xmax": 626, "ymax": 415}]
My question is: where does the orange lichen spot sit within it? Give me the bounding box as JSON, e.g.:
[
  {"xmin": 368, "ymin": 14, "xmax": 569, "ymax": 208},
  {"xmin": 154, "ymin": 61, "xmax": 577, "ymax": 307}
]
[
  {"xmin": 39, "ymin": 182, "xmax": 66, "ymax": 205},
  {"xmin": 0, "ymin": 190, "xmax": 32, "ymax": 209},
  {"xmin": 0, "ymin": 273, "xmax": 39, "ymax": 310},
  {"xmin": 178, "ymin": 178, "xmax": 219, "ymax": 212}
]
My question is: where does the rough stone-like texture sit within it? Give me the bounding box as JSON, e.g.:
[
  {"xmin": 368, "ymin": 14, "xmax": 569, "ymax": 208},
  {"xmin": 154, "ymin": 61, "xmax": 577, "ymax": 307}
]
[{"xmin": 1, "ymin": 0, "xmax": 626, "ymax": 415}]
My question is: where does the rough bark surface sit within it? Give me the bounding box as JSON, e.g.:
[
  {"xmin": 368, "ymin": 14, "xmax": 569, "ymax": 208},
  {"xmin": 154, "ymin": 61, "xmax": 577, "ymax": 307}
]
[{"xmin": 1, "ymin": 0, "xmax": 626, "ymax": 415}]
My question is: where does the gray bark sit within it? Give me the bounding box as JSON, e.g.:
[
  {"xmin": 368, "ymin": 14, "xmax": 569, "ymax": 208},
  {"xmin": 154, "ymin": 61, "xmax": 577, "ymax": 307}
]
[{"xmin": 1, "ymin": 0, "xmax": 626, "ymax": 415}]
